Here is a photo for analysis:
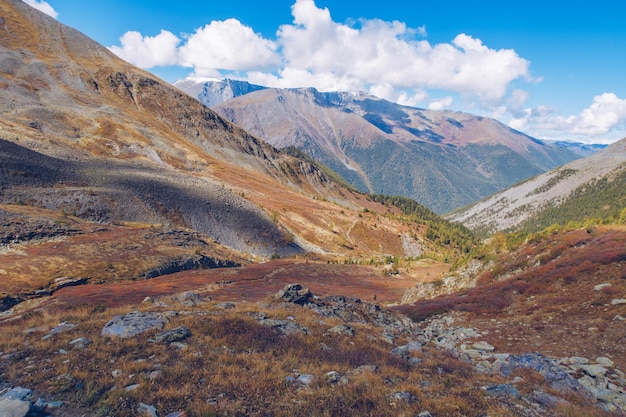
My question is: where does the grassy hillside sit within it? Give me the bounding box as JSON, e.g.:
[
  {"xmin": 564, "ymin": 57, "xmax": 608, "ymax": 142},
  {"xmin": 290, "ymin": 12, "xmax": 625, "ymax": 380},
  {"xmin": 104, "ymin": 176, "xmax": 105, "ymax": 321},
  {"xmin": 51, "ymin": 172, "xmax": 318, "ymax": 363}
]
[{"xmin": 516, "ymin": 166, "xmax": 626, "ymax": 233}]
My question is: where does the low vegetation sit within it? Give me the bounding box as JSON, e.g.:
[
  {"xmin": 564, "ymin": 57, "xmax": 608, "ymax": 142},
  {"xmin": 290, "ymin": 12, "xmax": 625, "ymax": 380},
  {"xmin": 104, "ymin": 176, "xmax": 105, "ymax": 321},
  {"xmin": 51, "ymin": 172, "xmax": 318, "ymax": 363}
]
[{"xmin": 0, "ymin": 295, "xmax": 603, "ymax": 417}]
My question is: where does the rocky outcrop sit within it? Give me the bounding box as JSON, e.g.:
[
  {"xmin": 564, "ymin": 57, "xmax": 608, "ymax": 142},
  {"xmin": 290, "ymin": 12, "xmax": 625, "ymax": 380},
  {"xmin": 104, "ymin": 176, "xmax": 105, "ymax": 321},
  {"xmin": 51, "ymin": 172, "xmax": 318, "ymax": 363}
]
[
  {"xmin": 274, "ymin": 283, "xmax": 313, "ymax": 305},
  {"xmin": 139, "ymin": 255, "xmax": 240, "ymax": 279},
  {"xmin": 421, "ymin": 314, "xmax": 626, "ymax": 413},
  {"xmin": 101, "ymin": 312, "xmax": 168, "ymax": 338}
]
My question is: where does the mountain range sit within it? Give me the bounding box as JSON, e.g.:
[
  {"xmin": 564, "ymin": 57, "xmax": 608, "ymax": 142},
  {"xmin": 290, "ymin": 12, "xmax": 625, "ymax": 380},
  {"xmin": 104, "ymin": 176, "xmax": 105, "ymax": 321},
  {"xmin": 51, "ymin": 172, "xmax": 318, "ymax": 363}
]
[
  {"xmin": 177, "ymin": 78, "xmax": 594, "ymax": 213},
  {"xmin": 447, "ymin": 137, "xmax": 626, "ymax": 235},
  {"xmin": 1, "ymin": 2, "xmax": 625, "ymax": 416}
]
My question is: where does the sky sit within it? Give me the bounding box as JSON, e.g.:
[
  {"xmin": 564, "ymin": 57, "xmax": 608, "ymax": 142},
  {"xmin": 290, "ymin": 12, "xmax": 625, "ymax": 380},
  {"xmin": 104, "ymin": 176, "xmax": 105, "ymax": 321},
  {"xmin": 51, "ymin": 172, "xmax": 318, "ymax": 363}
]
[{"xmin": 24, "ymin": 0, "xmax": 626, "ymax": 144}]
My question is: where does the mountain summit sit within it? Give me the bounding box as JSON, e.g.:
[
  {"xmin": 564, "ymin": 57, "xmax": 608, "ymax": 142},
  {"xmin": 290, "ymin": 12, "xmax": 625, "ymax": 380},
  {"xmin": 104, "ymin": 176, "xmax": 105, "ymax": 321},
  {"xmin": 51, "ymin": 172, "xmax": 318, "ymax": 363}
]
[{"xmin": 178, "ymin": 79, "xmax": 582, "ymax": 213}]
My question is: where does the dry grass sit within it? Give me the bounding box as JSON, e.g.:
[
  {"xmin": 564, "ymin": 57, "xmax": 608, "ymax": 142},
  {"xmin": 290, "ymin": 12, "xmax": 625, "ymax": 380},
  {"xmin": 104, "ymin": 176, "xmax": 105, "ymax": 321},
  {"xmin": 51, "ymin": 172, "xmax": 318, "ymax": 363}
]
[
  {"xmin": 0, "ymin": 297, "xmax": 550, "ymax": 417},
  {"xmin": 397, "ymin": 225, "xmax": 626, "ymax": 371}
]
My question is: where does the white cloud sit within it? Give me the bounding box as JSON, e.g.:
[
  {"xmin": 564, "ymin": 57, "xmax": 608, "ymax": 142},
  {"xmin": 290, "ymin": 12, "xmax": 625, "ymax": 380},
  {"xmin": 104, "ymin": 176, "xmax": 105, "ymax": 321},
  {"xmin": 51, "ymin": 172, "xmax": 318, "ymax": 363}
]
[
  {"xmin": 178, "ymin": 19, "xmax": 279, "ymax": 76},
  {"xmin": 22, "ymin": 0, "xmax": 58, "ymax": 18},
  {"xmin": 503, "ymin": 93, "xmax": 626, "ymax": 143},
  {"xmin": 108, "ymin": 0, "xmax": 529, "ymax": 108},
  {"xmin": 570, "ymin": 93, "xmax": 626, "ymax": 136},
  {"xmin": 104, "ymin": 0, "xmax": 626, "ymax": 143},
  {"xmin": 108, "ymin": 30, "xmax": 180, "ymax": 68},
  {"xmin": 429, "ymin": 97, "xmax": 454, "ymax": 111},
  {"xmin": 271, "ymin": 0, "xmax": 530, "ymax": 105}
]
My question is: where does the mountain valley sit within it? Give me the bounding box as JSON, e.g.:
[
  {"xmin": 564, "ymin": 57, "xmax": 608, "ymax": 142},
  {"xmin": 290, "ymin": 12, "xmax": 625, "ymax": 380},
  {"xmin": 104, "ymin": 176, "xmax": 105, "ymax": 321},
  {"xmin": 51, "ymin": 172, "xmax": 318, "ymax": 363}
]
[{"xmin": 0, "ymin": 1, "xmax": 625, "ymax": 416}]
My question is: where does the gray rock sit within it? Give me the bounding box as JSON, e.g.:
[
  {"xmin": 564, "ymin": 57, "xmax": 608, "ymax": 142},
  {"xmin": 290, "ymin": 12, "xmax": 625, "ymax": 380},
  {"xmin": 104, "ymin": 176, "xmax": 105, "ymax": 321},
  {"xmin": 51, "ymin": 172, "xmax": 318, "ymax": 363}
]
[
  {"xmin": 164, "ymin": 412, "xmax": 187, "ymax": 417},
  {"xmin": 501, "ymin": 353, "xmax": 586, "ymax": 393},
  {"xmin": 580, "ymin": 364, "xmax": 607, "ymax": 378},
  {"xmin": 483, "ymin": 384, "xmax": 521, "ymax": 399},
  {"xmin": 175, "ymin": 291, "xmax": 202, "ymax": 307},
  {"xmin": 155, "ymin": 326, "xmax": 191, "ymax": 345},
  {"xmin": 417, "ymin": 412, "xmax": 433, "ymax": 417},
  {"xmin": 472, "ymin": 341, "xmax": 495, "ymax": 352},
  {"xmin": 611, "ymin": 299, "xmax": 626, "ymax": 305},
  {"xmin": 124, "ymin": 384, "xmax": 140, "ymax": 392},
  {"xmin": 50, "ymin": 321, "xmax": 77, "ymax": 334},
  {"xmin": 138, "ymin": 402, "xmax": 159, "ymax": 417},
  {"xmin": 275, "ymin": 283, "xmax": 313, "ymax": 305},
  {"xmin": 258, "ymin": 319, "xmax": 309, "ymax": 336},
  {"xmin": 0, "ymin": 398, "xmax": 30, "ymax": 417},
  {"xmin": 391, "ymin": 391, "xmax": 417, "ymax": 403},
  {"xmin": 69, "ymin": 337, "xmax": 91, "ymax": 349},
  {"xmin": 217, "ymin": 302, "xmax": 236, "ymax": 309},
  {"xmin": 101, "ymin": 312, "xmax": 168, "ymax": 338},
  {"xmin": 596, "ymin": 357, "xmax": 614, "ymax": 367},
  {"xmin": 391, "ymin": 341, "xmax": 422, "ymax": 359},
  {"xmin": 169, "ymin": 342, "xmax": 188, "ymax": 349},
  {"xmin": 324, "ymin": 371, "xmax": 343, "ymax": 385},
  {"xmin": 325, "ymin": 324, "xmax": 355, "ymax": 336},
  {"xmin": 2, "ymin": 387, "xmax": 31, "ymax": 400},
  {"xmin": 561, "ymin": 356, "xmax": 589, "ymax": 365},
  {"xmin": 297, "ymin": 374, "xmax": 314, "ymax": 386},
  {"xmin": 529, "ymin": 390, "xmax": 570, "ymax": 408},
  {"xmin": 594, "ymin": 283, "xmax": 612, "ymax": 291}
]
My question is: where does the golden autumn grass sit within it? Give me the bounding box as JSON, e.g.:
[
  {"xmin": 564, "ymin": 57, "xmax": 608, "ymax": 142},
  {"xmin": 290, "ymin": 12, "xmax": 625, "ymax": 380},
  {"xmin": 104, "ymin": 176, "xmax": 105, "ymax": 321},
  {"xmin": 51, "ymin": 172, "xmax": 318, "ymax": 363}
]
[{"xmin": 0, "ymin": 297, "xmax": 604, "ymax": 417}]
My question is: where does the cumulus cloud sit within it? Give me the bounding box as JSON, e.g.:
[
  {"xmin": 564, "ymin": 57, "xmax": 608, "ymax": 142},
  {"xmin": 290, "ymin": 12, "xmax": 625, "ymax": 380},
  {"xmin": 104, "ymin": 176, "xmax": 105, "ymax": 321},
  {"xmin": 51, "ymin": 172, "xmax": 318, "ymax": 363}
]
[
  {"xmin": 23, "ymin": 0, "xmax": 58, "ymax": 18},
  {"xmin": 108, "ymin": 30, "xmax": 180, "ymax": 68},
  {"xmin": 571, "ymin": 93, "xmax": 626, "ymax": 136},
  {"xmin": 504, "ymin": 93, "xmax": 626, "ymax": 143},
  {"xmin": 179, "ymin": 19, "xmax": 279, "ymax": 76},
  {"xmin": 271, "ymin": 0, "xmax": 530, "ymax": 104},
  {"xmin": 108, "ymin": 0, "xmax": 528, "ymax": 107}
]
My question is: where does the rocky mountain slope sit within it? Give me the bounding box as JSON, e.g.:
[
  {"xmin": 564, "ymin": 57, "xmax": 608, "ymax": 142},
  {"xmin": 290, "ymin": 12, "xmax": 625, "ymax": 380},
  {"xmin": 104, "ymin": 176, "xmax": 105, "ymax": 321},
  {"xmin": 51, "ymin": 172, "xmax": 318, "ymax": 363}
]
[
  {"xmin": 0, "ymin": 0, "xmax": 451, "ymax": 260},
  {"xmin": 177, "ymin": 79, "xmax": 581, "ymax": 213},
  {"xmin": 448, "ymin": 137, "xmax": 626, "ymax": 234}
]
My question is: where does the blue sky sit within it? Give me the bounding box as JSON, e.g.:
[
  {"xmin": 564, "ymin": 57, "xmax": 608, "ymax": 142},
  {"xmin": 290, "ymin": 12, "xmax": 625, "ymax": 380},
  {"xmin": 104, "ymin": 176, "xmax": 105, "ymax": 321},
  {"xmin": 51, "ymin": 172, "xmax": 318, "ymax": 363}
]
[{"xmin": 25, "ymin": 0, "xmax": 626, "ymax": 144}]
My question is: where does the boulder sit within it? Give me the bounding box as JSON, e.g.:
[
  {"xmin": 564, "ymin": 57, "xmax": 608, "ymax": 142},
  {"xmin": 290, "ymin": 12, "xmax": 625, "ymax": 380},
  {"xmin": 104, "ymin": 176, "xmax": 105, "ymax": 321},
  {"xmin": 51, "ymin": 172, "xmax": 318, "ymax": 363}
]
[
  {"xmin": 472, "ymin": 341, "xmax": 495, "ymax": 352},
  {"xmin": 500, "ymin": 353, "xmax": 586, "ymax": 393},
  {"xmin": 391, "ymin": 342, "xmax": 422, "ymax": 359},
  {"xmin": 483, "ymin": 384, "xmax": 521, "ymax": 399},
  {"xmin": 325, "ymin": 324, "xmax": 355, "ymax": 336},
  {"xmin": 0, "ymin": 387, "xmax": 32, "ymax": 417},
  {"xmin": 138, "ymin": 403, "xmax": 159, "ymax": 417},
  {"xmin": 101, "ymin": 312, "xmax": 168, "ymax": 338},
  {"xmin": 0, "ymin": 398, "xmax": 30, "ymax": 417},
  {"xmin": 69, "ymin": 337, "xmax": 91, "ymax": 349},
  {"xmin": 275, "ymin": 283, "xmax": 313, "ymax": 305},
  {"xmin": 155, "ymin": 326, "xmax": 191, "ymax": 345}
]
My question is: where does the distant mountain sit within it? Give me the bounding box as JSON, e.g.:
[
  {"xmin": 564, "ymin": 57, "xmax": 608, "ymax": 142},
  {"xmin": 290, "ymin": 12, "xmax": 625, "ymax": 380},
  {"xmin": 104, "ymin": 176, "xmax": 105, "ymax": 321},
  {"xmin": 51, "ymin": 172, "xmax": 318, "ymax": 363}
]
[
  {"xmin": 177, "ymin": 83, "xmax": 582, "ymax": 213},
  {"xmin": 447, "ymin": 137, "xmax": 626, "ymax": 235},
  {"xmin": 173, "ymin": 77, "xmax": 266, "ymax": 107},
  {"xmin": 547, "ymin": 140, "xmax": 608, "ymax": 157}
]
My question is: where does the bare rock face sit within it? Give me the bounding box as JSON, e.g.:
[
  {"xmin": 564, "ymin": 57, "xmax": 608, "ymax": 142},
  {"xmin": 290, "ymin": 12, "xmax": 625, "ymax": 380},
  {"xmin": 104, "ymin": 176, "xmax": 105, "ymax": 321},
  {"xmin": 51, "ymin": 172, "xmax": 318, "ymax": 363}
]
[{"xmin": 101, "ymin": 312, "xmax": 168, "ymax": 338}]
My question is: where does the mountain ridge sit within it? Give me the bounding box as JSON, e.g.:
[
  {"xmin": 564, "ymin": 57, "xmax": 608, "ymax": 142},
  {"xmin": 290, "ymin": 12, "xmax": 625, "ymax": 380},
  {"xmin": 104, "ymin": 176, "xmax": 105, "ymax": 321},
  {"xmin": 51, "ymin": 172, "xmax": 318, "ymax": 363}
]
[
  {"xmin": 178, "ymin": 78, "xmax": 582, "ymax": 213},
  {"xmin": 447, "ymin": 137, "xmax": 626, "ymax": 234}
]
